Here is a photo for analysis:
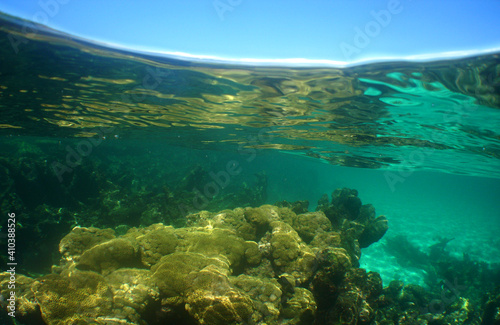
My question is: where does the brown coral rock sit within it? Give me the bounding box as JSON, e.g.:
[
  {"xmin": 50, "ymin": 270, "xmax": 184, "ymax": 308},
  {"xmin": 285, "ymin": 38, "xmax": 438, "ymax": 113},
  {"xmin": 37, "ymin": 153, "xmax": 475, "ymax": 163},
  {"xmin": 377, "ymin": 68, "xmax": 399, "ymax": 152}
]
[
  {"xmin": 133, "ymin": 224, "xmax": 179, "ymax": 267},
  {"xmin": 231, "ymin": 274, "xmax": 282, "ymax": 323},
  {"xmin": 268, "ymin": 221, "xmax": 317, "ymax": 285},
  {"xmin": 77, "ymin": 238, "xmax": 141, "ymax": 275},
  {"xmin": 185, "ymin": 288, "xmax": 254, "ymax": 325},
  {"xmin": 59, "ymin": 226, "xmax": 115, "ymax": 262},
  {"xmin": 293, "ymin": 211, "xmax": 332, "ymax": 243},
  {"xmin": 105, "ymin": 268, "xmax": 160, "ymax": 316},
  {"xmin": 187, "ymin": 209, "xmax": 257, "ymax": 241},
  {"xmin": 151, "ymin": 252, "xmax": 230, "ymax": 297},
  {"xmin": 281, "ymin": 287, "xmax": 317, "ymax": 324},
  {"xmin": 0, "ymin": 273, "xmax": 41, "ymax": 323},
  {"xmin": 32, "ymin": 270, "xmax": 113, "ymax": 325},
  {"xmin": 176, "ymin": 227, "xmax": 249, "ymax": 270}
]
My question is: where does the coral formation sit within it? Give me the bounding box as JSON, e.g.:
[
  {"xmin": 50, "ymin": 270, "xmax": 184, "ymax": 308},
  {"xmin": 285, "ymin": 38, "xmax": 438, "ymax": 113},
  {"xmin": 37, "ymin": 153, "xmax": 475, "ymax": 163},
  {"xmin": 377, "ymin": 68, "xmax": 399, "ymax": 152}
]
[
  {"xmin": 1, "ymin": 189, "xmax": 388, "ymax": 324},
  {"xmin": 105, "ymin": 268, "xmax": 160, "ymax": 323},
  {"xmin": 77, "ymin": 238, "xmax": 142, "ymax": 275},
  {"xmin": 0, "ymin": 149, "xmax": 268, "ymax": 275},
  {"xmin": 0, "ymin": 274, "xmax": 40, "ymax": 324},
  {"xmin": 59, "ymin": 227, "xmax": 116, "ymax": 261},
  {"xmin": 316, "ymin": 188, "xmax": 388, "ymax": 250},
  {"xmin": 32, "ymin": 270, "xmax": 113, "ymax": 324},
  {"xmin": 1, "ymin": 188, "xmax": 496, "ymax": 324}
]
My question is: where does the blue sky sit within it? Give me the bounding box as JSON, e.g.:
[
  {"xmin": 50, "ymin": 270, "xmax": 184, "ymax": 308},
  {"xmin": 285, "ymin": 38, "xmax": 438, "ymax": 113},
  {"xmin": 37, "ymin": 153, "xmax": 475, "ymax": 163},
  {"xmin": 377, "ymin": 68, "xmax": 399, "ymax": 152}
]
[{"xmin": 1, "ymin": 0, "xmax": 500, "ymax": 65}]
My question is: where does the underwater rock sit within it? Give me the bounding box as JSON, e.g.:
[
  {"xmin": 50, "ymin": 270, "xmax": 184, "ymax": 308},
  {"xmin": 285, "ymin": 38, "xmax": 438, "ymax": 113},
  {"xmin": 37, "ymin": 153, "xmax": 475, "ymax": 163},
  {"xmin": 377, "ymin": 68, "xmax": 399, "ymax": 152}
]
[
  {"xmin": 32, "ymin": 270, "xmax": 113, "ymax": 325},
  {"xmin": 231, "ymin": 274, "xmax": 282, "ymax": 323},
  {"xmin": 309, "ymin": 231, "xmax": 343, "ymax": 251},
  {"xmin": 187, "ymin": 209, "xmax": 257, "ymax": 241},
  {"xmin": 316, "ymin": 193, "xmax": 330, "ymax": 211},
  {"xmin": 175, "ymin": 227, "xmax": 252, "ymax": 271},
  {"xmin": 185, "ymin": 288, "xmax": 254, "ymax": 325},
  {"xmin": 0, "ymin": 195, "xmax": 394, "ymax": 324},
  {"xmin": 59, "ymin": 226, "xmax": 116, "ymax": 262},
  {"xmin": 77, "ymin": 238, "xmax": 142, "ymax": 275},
  {"xmin": 185, "ymin": 265, "xmax": 254, "ymax": 325},
  {"xmin": 152, "ymin": 251, "xmax": 255, "ymax": 324},
  {"xmin": 128, "ymin": 222, "xmax": 257, "ymax": 271},
  {"xmin": 0, "ymin": 154, "xmax": 272, "ymax": 276},
  {"xmin": 127, "ymin": 223, "xmax": 179, "ymax": 267},
  {"xmin": 314, "ymin": 268, "xmax": 382, "ymax": 325},
  {"xmin": 281, "ymin": 287, "xmax": 317, "ymax": 324},
  {"xmin": 358, "ymin": 203, "xmax": 376, "ymax": 223},
  {"xmin": 317, "ymin": 188, "xmax": 387, "ymax": 250},
  {"xmin": 292, "ymin": 211, "xmax": 332, "ymax": 243},
  {"xmin": 151, "ymin": 252, "xmax": 231, "ymax": 298},
  {"xmin": 244, "ymin": 205, "xmax": 281, "ymax": 228},
  {"xmin": 243, "ymin": 240, "xmax": 262, "ymax": 266},
  {"xmin": 331, "ymin": 188, "xmax": 362, "ymax": 221},
  {"xmin": 370, "ymin": 280, "xmax": 484, "ymax": 325},
  {"xmin": 275, "ymin": 200, "xmax": 310, "ymax": 215},
  {"xmin": 384, "ymin": 235, "xmax": 430, "ymax": 269},
  {"xmin": 267, "ymin": 221, "xmax": 317, "ymax": 285},
  {"xmin": 339, "ymin": 225, "xmax": 363, "ymax": 267},
  {"xmin": 317, "ymin": 247, "xmax": 353, "ymax": 277},
  {"xmin": 318, "ymin": 188, "xmax": 361, "ymax": 224},
  {"xmin": 268, "ymin": 222, "xmax": 301, "ymax": 267},
  {"xmin": 0, "ymin": 273, "xmax": 42, "ymax": 324},
  {"xmin": 482, "ymin": 285, "xmax": 500, "ymax": 325},
  {"xmin": 105, "ymin": 268, "xmax": 160, "ymax": 323},
  {"xmin": 1, "ymin": 180, "xmax": 497, "ymax": 325},
  {"xmin": 398, "ymin": 284, "xmax": 430, "ymax": 308},
  {"xmin": 358, "ymin": 215, "xmax": 389, "ymax": 248}
]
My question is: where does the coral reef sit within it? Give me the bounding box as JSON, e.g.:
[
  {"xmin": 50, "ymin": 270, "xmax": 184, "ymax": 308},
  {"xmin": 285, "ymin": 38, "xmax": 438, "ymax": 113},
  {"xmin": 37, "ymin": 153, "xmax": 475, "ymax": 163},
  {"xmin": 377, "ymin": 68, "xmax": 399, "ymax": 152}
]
[
  {"xmin": 385, "ymin": 234, "xmax": 500, "ymax": 299},
  {"xmin": 0, "ymin": 189, "xmax": 390, "ymax": 324},
  {"xmin": 316, "ymin": 188, "xmax": 389, "ymax": 250},
  {"xmin": 383, "ymin": 234, "xmax": 500, "ymax": 323},
  {"xmin": 0, "ymin": 144, "xmax": 268, "ymax": 274},
  {"xmin": 32, "ymin": 270, "xmax": 113, "ymax": 324},
  {"xmin": 1, "ymin": 188, "xmax": 496, "ymax": 324}
]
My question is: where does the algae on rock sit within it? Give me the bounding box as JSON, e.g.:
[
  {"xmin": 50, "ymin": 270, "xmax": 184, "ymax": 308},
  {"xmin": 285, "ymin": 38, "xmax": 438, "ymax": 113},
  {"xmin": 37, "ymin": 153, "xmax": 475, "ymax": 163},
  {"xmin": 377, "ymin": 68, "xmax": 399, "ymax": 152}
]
[{"xmin": 1, "ymin": 190, "xmax": 395, "ymax": 324}]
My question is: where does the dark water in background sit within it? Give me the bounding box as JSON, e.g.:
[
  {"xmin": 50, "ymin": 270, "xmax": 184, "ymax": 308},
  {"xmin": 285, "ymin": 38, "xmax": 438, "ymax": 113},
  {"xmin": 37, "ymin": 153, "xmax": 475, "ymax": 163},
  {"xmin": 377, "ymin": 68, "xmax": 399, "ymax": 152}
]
[{"xmin": 0, "ymin": 12, "xmax": 500, "ymax": 324}]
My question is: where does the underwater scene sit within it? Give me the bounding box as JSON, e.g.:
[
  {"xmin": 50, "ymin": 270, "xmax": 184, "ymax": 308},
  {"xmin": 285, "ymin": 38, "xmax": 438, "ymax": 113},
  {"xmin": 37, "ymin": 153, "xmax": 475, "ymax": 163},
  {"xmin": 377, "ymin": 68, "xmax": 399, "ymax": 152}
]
[{"xmin": 1, "ymin": 12, "xmax": 500, "ymax": 325}]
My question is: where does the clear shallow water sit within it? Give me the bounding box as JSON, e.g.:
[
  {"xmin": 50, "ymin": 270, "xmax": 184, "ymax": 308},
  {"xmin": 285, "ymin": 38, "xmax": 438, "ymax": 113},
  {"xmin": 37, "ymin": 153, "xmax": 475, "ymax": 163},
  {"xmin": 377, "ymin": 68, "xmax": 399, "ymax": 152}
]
[
  {"xmin": 1, "ymin": 13, "xmax": 500, "ymax": 324},
  {"xmin": 1, "ymin": 13, "xmax": 499, "ymax": 178}
]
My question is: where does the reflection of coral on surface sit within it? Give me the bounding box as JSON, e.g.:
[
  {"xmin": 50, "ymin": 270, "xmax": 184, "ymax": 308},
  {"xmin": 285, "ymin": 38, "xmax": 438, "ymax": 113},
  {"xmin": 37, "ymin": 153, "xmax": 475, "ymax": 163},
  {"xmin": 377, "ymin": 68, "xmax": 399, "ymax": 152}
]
[{"xmin": 0, "ymin": 188, "xmax": 488, "ymax": 324}]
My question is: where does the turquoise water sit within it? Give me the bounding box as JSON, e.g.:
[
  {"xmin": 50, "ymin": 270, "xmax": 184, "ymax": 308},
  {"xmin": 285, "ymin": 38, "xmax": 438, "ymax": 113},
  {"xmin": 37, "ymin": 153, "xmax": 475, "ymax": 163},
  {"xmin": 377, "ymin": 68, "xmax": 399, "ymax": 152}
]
[{"xmin": 1, "ymin": 13, "xmax": 500, "ymax": 325}]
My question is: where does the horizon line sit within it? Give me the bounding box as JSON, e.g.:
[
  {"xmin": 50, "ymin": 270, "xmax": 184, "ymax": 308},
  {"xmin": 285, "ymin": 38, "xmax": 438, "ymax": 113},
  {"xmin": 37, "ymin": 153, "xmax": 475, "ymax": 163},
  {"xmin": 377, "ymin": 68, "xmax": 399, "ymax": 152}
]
[{"xmin": 2, "ymin": 11, "xmax": 500, "ymax": 68}]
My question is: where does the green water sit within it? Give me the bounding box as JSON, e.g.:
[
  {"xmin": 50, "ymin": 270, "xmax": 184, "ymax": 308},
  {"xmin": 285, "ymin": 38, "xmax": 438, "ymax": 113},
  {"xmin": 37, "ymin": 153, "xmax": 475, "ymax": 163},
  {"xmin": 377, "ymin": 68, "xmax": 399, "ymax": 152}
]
[{"xmin": 0, "ymin": 13, "xmax": 499, "ymax": 325}]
